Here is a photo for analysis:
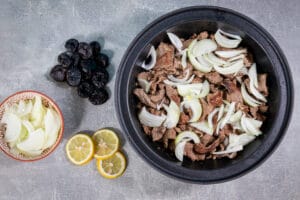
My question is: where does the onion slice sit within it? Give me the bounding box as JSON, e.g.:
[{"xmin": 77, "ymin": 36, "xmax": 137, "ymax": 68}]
[
  {"xmin": 220, "ymin": 102, "xmax": 236, "ymax": 129},
  {"xmin": 175, "ymin": 139, "xmax": 188, "ymax": 161},
  {"xmin": 175, "ymin": 131, "xmax": 200, "ymax": 145},
  {"xmin": 241, "ymin": 115, "xmax": 262, "ymax": 136},
  {"xmin": 203, "ymin": 53, "xmax": 228, "ymax": 66},
  {"xmin": 180, "ymin": 98, "xmax": 202, "ymax": 122},
  {"xmin": 192, "ymin": 39, "xmax": 217, "ymax": 57},
  {"xmin": 177, "ymin": 80, "xmax": 209, "ymax": 98},
  {"xmin": 215, "ymin": 29, "xmax": 242, "ymax": 48},
  {"xmin": 163, "ymin": 101, "xmax": 180, "ymax": 128},
  {"xmin": 138, "ymin": 107, "xmax": 166, "ymax": 127},
  {"xmin": 190, "ymin": 121, "xmax": 213, "ymax": 136},
  {"xmin": 188, "ymin": 40, "xmax": 213, "ymax": 73},
  {"xmin": 181, "ymin": 49, "xmax": 187, "ymax": 68},
  {"xmin": 141, "ymin": 46, "xmax": 157, "ymax": 70},
  {"xmin": 241, "ymin": 83, "xmax": 261, "ymax": 107},
  {"xmin": 208, "ymin": 108, "xmax": 219, "ymax": 128},
  {"xmin": 137, "ymin": 78, "xmax": 151, "ymax": 93},
  {"xmin": 167, "ymin": 32, "xmax": 183, "ymax": 53},
  {"xmin": 213, "ymin": 59, "xmax": 244, "ymax": 75},
  {"xmin": 213, "ymin": 145, "xmax": 243, "ymax": 155},
  {"xmin": 168, "ymin": 69, "xmax": 191, "ymax": 83},
  {"xmin": 217, "ymin": 104, "xmax": 225, "ymax": 121},
  {"xmin": 215, "ymin": 49, "xmax": 247, "ymax": 58},
  {"xmin": 248, "ymin": 64, "xmax": 267, "ymax": 102}
]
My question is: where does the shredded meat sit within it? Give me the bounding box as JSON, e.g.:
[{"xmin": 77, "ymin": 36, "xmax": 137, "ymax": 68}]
[
  {"xmin": 200, "ymin": 98, "xmax": 215, "ymax": 121},
  {"xmin": 142, "ymin": 125, "xmax": 152, "ymax": 135},
  {"xmin": 154, "ymin": 43, "xmax": 175, "ymax": 73},
  {"xmin": 207, "ymin": 91, "xmax": 223, "ymax": 107},
  {"xmin": 197, "ymin": 31, "xmax": 209, "ymax": 40},
  {"xmin": 259, "ymin": 104, "xmax": 268, "ymax": 113},
  {"xmin": 151, "ymin": 127, "xmax": 167, "ymax": 141},
  {"xmin": 184, "ymin": 143, "xmax": 206, "ymax": 161},
  {"xmin": 223, "ymin": 79, "xmax": 243, "ymax": 103},
  {"xmin": 150, "ymin": 84, "xmax": 165, "ymax": 103},
  {"xmin": 201, "ymin": 134, "xmax": 214, "ymax": 146},
  {"xmin": 134, "ymin": 88, "xmax": 156, "ymax": 108},
  {"xmin": 244, "ymin": 53, "xmax": 253, "ymax": 67},
  {"xmin": 258, "ymin": 74, "xmax": 268, "ymax": 96},
  {"xmin": 163, "ymin": 129, "xmax": 177, "ymax": 148},
  {"xmin": 179, "ymin": 113, "xmax": 190, "ymax": 124},
  {"xmin": 205, "ymin": 72, "xmax": 223, "ymax": 84},
  {"xmin": 165, "ymin": 85, "xmax": 181, "ymax": 105},
  {"xmin": 193, "ymin": 70, "xmax": 205, "ymax": 78}
]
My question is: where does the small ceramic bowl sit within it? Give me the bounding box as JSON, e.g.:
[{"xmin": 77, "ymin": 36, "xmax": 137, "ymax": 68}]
[{"xmin": 0, "ymin": 90, "xmax": 64, "ymax": 162}]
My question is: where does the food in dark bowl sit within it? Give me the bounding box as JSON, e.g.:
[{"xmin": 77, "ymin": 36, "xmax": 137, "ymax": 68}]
[
  {"xmin": 134, "ymin": 29, "xmax": 269, "ymax": 162},
  {"xmin": 115, "ymin": 6, "xmax": 293, "ymax": 183}
]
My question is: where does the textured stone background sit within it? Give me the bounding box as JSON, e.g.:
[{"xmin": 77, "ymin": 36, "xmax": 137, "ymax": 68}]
[{"xmin": 0, "ymin": 0, "xmax": 299, "ymax": 199}]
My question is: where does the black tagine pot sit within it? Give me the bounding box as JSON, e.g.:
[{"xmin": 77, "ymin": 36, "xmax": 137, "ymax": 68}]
[{"xmin": 115, "ymin": 6, "xmax": 294, "ymax": 183}]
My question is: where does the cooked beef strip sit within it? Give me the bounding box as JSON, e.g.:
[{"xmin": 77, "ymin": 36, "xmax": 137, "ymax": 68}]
[
  {"xmin": 205, "ymin": 72, "xmax": 223, "ymax": 84},
  {"xmin": 143, "ymin": 125, "xmax": 152, "ymax": 135},
  {"xmin": 179, "ymin": 113, "xmax": 190, "ymax": 124},
  {"xmin": 207, "ymin": 91, "xmax": 224, "ymax": 107},
  {"xmin": 201, "ymin": 134, "xmax": 214, "ymax": 146},
  {"xmin": 244, "ymin": 52, "xmax": 253, "ymax": 67},
  {"xmin": 163, "ymin": 129, "xmax": 177, "ymax": 148},
  {"xmin": 150, "ymin": 84, "xmax": 165, "ymax": 103},
  {"xmin": 184, "ymin": 143, "xmax": 206, "ymax": 161},
  {"xmin": 134, "ymin": 88, "xmax": 157, "ymax": 109},
  {"xmin": 258, "ymin": 74, "xmax": 268, "ymax": 96},
  {"xmin": 151, "ymin": 127, "xmax": 167, "ymax": 142},
  {"xmin": 223, "ymin": 79, "xmax": 243, "ymax": 103},
  {"xmin": 165, "ymin": 85, "xmax": 181, "ymax": 105},
  {"xmin": 259, "ymin": 104, "xmax": 268, "ymax": 113},
  {"xmin": 199, "ymin": 98, "xmax": 215, "ymax": 121},
  {"xmin": 193, "ymin": 70, "xmax": 205, "ymax": 78},
  {"xmin": 250, "ymin": 106, "xmax": 259, "ymax": 119}
]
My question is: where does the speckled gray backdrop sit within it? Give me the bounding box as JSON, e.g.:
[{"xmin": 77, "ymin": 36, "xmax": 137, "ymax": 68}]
[{"xmin": 0, "ymin": 0, "xmax": 299, "ymax": 200}]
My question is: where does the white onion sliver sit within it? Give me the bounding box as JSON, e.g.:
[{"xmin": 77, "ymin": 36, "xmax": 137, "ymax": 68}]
[
  {"xmin": 248, "ymin": 64, "xmax": 267, "ymax": 102},
  {"xmin": 167, "ymin": 32, "xmax": 183, "ymax": 53},
  {"xmin": 188, "ymin": 40, "xmax": 213, "ymax": 73},
  {"xmin": 168, "ymin": 69, "xmax": 190, "ymax": 83},
  {"xmin": 137, "ymin": 78, "xmax": 151, "ymax": 93},
  {"xmin": 228, "ymin": 54, "xmax": 245, "ymax": 62},
  {"xmin": 215, "ymin": 29, "xmax": 242, "ymax": 48},
  {"xmin": 215, "ymin": 49, "xmax": 247, "ymax": 58},
  {"xmin": 203, "ymin": 53, "xmax": 228, "ymax": 66},
  {"xmin": 175, "ymin": 139, "xmax": 188, "ymax": 161},
  {"xmin": 217, "ymin": 104, "xmax": 225, "ymax": 121},
  {"xmin": 192, "ymin": 39, "xmax": 217, "ymax": 57},
  {"xmin": 181, "ymin": 49, "xmax": 187, "ymax": 69},
  {"xmin": 229, "ymin": 110, "xmax": 243, "ymax": 123},
  {"xmin": 213, "ymin": 145, "xmax": 243, "ymax": 155},
  {"xmin": 141, "ymin": 46, "xmax": 157, "ymax": 70},
  {"xmin": 249, "ymin": 63, "xmax": 258, "ymax": 88},
  {"xmin": 175, "ymin": 131, "xmax": 200, "ymax": 145},
  {"xmin": 213, "ymin": 59, "xmax": 244, "ymax": 75},
  {"xmin": 138, "ymin": 107, "xmax": 166, "ymax": 127},
  {"xmin": 190, "ymin": 122, "xmax": 213, "ymax": 135},
  {"xmin": 181, "ymin": 98, "xmax": 202, "ymax": 122},
  {"xmin": 220, "ymin": 102, "xmax": 236, "ymax": 129},
  {"xmin": 163, "ymin": 101, "xmax": 180, "ymax": 128},
  {"xmin": 208, "ymin": 108, "xmax": 219, "ymax": 128},
  {"xmin": 241, "ymin": 83, "xmax": 261, "ymax": 107}
]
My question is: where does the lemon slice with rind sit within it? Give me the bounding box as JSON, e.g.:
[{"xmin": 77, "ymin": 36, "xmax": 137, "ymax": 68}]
[{"xmin": 97, "ymin": 152, "xmax": 126, "ymax": 179}]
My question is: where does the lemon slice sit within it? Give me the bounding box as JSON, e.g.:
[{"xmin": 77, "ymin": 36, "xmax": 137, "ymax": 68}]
[
  {"xmin": 66, "ymin": 134, "xmax": 94, "ymax": 165},
  {"xmin": 92, "ymin": 129, "xmax": 119, "ymax": 160},
  {"xmin": 97, "ymin": 152, "xmax": 126, "ymax": 179}
]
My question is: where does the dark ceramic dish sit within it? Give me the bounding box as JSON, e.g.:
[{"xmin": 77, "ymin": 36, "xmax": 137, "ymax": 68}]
[{"xmin": 115, "ymin": 6, "xmax": 293, "ymax": 183}]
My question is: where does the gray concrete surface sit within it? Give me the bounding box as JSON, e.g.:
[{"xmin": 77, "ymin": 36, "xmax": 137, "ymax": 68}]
[{"xmin": 0, "ymin": 0, "xmax": 299, "ymax": 199}]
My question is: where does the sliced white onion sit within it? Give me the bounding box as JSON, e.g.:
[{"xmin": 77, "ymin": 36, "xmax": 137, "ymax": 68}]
[
  {"xmin": 215, "ymin": 29, "xmax": 242, "ymax": 48},
  {"xmin": 167, "ymin": 32, "xmax": 183, "ymax": 53},
  {"xmin": 249, "ymin": 118, "xmax": 263, "ymax": 129},
  {"xmin": 181, "ymin": 49, "xmax": 187, "ymax": 69},
  {"xmin": 215, "ymin": 49, "xmax": 247, "ymax": 58},
  {"xmin": 241, "ymin": 115, "xmax": 262, "ymax": 136},
  {"xmin": 190, "ymin": 121, "xmax": 213, "ymax": 135},
  {"xmin": 156, "ymin": 98, "xmax": 165, "ymax": 110},
  {"xmin": 192, "ymin": 39, "xmax": 217, "ymax": 57},
  {"xmin": 175, "ymin": 139, "xmax": 189, "ymax": 161},
  {"xmin": 241, "ymin": 83, "xmax": 261, "ymax": 107},
  {"xmin": 163, "ymin": 76, "xmax": 194, "ymax": 86},
  {"xmin": 213, "ymin": 59, "xmax": 244, "ymax": 75},
  {"xmin": 228, "ymin": 54, "xmax": 245, "ymax": 62},
  {"xmin": 180, "ymin": 98, "xmax": 202, "ymax": 122},
  {"xmin": 137, "ymin": 78, "xmax": 151, "ymax": 93},
  {"xmin": 248, "ymin": 64, "xmax": 267, "ymax": 102},
  {"xmin": 203, "ymin": 53, "xmax": 228, "ymax": 66},
  {"xmin": 138, "ymin": 107, "xmax": 166, "ymax": 127},
  {"xmin": 141, "ymin": 46, "xmax": 157, "ymax": 70},
  {"xmin": 17, "ymin": 100, "xmax": 33, "ymax": 117},
  {"xmin": 238, "ymin": 67, "xmax": 248, "ymax": 75},
  {"xmin": 217, "ymin": 104, "xmax": 225, "ymax": 121},
  {"xmin": 177, "ymin": 80, "xmax": 209, "ymax": 98},
  {"xmin": 229, "ymin": 110, "xmax": 243, "ymax": 123},
  {"xmin": 168, "ymin": 69, "xmax": 191, "ymax": 83},
  {"xmin": 175, "ymin": 131, "xmax": 200, "ymax": 145},
  {"xmin": 220, "ymin": 102, "xmax": 236, "ymax": 129},
  {"xmin": 188, "ymin": 40, "xmax": 213, "ymax": 73},
  {"xmin": 163, "ymin": 101, "xmax": 180, "ymax": 128},
  {"xmin": 208, "ymin": 108, "xmax": 219, "ymax": 128},
  {"xmin": 213, "ymin": 145, "xmax": 243, "ymax": 155}
]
